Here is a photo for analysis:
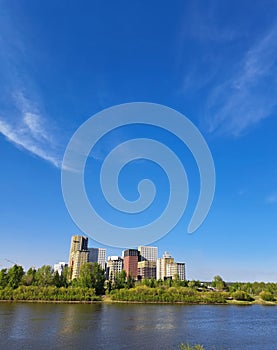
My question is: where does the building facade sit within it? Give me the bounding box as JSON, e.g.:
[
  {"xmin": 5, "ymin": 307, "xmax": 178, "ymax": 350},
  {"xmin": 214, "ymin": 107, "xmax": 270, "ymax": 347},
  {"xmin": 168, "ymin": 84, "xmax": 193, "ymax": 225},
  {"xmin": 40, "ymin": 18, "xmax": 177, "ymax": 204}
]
[
  {"xmin": 106, "ymin": 256, "xmax": 123, "ymax": 281},
  {"xmin": 138, "ymin": 260, "xmax": 156, "ymax": 279},
  {"xmin": 138, "ymin": 246, "xmax": 158, "ymax": 262},
  {"xmin": 156, "ymin": 252, "xmax": 186, "ymax": 281},
  {"xmin": 88, "ymin": 248, "xmax": 106, "ymax": 270},
  {"xmin": 156, "ymin": 252, "xmax": 174, "ymax": 280},
  {"xmin": 71, "ymin": 250, "xmax": 89, "ymax": 280},
  {"xmin": 68, "ymin": 235, "xmax": 89, "ymax": 280},
  {"xmin": 176, "ymin": 262, "xmax": 186, "ymax": 281},
  {"xmin": 123, "ymin": 249, "xmax": 139, "ymax": 279}
]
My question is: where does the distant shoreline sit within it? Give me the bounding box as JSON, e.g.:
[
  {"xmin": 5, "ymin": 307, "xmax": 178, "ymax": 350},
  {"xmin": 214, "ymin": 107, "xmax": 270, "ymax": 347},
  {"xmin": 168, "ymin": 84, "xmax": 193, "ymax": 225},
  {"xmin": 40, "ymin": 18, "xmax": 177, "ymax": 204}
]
[{"xmin": 0, "ymin": 297, "xmax": 276, "ymax": 306}]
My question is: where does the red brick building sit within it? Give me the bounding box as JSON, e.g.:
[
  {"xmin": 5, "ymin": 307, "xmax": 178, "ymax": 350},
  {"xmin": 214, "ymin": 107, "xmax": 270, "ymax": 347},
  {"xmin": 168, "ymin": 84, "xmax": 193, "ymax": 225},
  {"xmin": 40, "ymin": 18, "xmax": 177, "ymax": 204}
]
[{"xmin": 123, "ymin": 249, "xmax": 139, "ymax": 279}]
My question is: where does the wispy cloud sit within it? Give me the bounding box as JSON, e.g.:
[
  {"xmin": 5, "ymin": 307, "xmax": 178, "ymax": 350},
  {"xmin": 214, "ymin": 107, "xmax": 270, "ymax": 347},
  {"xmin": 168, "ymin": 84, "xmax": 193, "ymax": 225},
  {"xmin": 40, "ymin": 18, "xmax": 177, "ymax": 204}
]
[
  {"xmin": 205, "ymin": 25, "xmax": 277, "ymax": 136},
  {"xmin": 0, "ymin": 92, "xmax": 61, "ymax": 168},
  {"xmin": 0, "ymin": 11, "xmax": 62, "ymax": 168}
]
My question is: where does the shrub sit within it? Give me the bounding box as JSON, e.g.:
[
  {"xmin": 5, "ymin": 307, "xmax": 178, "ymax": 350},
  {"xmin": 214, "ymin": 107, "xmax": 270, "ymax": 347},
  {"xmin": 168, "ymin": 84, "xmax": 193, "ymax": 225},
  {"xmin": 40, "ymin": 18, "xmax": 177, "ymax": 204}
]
[
  {"xmin": 179, "ymin": 344, "xmax": 204, "ymax": 350},
  {"xmin": 259, "ymin": 291, "xmax": 275, "ymax": 302},
  {"xmin": 231, "ymin": 290, "xmax": 253, "ymax": 301}
]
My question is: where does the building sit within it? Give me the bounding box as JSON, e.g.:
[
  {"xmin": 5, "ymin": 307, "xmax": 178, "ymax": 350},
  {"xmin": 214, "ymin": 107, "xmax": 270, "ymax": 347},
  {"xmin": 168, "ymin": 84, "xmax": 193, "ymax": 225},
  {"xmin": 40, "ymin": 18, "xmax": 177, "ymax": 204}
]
[
  {"xmin": 106, "ymin": 256, "xmax": 123, "ymax": 281},
  {"xmin": 88, "ymin": 248, "xmax": 106, "ymax": 270},
  {"xmin": 176, "ymin": 262, "xmax": 186, "ymax": 281},
  {"xmin": 68, "ymin": 235, "xmax": 89, "ymax": 280},
  {"xmin": 138, "ymin": 260, "xmax": 156, "ymax": 279},
  {"xmin": 138, "ymin": 246, "xmax": 158, "ymax": 262},
  {"xmin": 53, "ymin": 262, "xmax": 68, "ymax": 276},
  {"xmin": 156, "ymin": 252, "xmax": 174, "ymax": 280},
  {"xmin": 123, "ymin": 249, "xmax": 139, "ymax": 279},
  {"xmin": 156, "ymin": 252, "xmax": 186, "ymax": 281},
  {"xmin": 71, "ymin": 250, "xmax": 89, "ymax": 280}
]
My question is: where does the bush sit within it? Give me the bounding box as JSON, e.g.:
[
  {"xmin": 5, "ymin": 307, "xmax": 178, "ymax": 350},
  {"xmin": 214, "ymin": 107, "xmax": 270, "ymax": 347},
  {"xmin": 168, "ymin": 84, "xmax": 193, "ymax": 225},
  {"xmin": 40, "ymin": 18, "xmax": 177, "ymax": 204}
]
[
  {"xmin": 179, "ymin": 344, "xmax": 204, "ymax": 350},
  {"xmin": 0, "ymin": 286, "xmax": 100, "ymax": 301},
  {"xmin": 259, "ymin": 291, "xmax": 275, "ymax": 301},
  {"xmin": 231, "ymin": 290, "xmax": 253, "ymax": 301}
]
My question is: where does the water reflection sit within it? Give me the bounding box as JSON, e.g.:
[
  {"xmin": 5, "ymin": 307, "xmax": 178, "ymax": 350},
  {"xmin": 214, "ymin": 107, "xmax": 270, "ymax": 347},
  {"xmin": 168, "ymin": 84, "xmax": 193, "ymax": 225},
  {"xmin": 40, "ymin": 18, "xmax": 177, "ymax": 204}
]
[{"xmin": 0, "ymin": 303, "xmax": 276, "ymax": 349}]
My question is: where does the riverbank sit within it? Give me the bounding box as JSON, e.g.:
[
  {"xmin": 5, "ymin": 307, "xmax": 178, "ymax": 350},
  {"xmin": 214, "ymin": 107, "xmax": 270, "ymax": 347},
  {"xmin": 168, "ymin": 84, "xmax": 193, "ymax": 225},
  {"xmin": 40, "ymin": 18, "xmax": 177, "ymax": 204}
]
[
  {"xmin": 103, "ymin": 294, "xmax": 277, "ymax": 306},
  {"xmin": 1, "ymin": 295, "xmax": 276, "ymax": 306},
  {"xmin": 1, "ymin": 285, "xmax": 277, "ymax": 305}
]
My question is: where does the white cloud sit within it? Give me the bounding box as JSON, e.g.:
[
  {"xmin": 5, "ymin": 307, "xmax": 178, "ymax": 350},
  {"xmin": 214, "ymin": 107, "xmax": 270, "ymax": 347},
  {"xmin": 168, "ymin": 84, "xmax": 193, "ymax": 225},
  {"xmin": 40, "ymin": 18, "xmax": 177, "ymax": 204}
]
[
  {"xmin": 0, "ymin": 101, "xmax": 61, "ymax": 169},
  {"xmin": 205, "ymin": 25, "xmax": 277, "ymax": 136}
]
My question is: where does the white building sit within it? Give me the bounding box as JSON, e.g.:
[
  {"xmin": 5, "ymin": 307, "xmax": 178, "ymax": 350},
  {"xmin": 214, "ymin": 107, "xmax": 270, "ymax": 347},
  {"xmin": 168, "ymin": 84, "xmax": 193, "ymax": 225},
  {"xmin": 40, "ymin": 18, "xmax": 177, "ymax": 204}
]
[
  {"xmin": 54, "ymin": 262, "xmax": 68, "ymax": 276},
  {"xmin": 106, "ymin": 256, "xmax": 123, "ymax": 281},
  {"xmin": 138, "ymin": 246, "xmax": 158, "ymax": 262},
  {"xmin": 88, "ymin": 248, "xmax": 106, "ymax": 270},
  {"xmin": 156, "ymin": 252, "xmax": 186, "ymax": 281}
]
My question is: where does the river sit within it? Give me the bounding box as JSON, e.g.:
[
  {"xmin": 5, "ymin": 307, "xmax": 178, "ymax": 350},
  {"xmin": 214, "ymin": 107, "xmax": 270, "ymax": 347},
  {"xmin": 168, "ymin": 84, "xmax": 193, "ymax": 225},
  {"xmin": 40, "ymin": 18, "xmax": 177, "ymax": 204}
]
[{"xmin": 0, "ymin": 303, "xmax": 276, "ymax": 349}]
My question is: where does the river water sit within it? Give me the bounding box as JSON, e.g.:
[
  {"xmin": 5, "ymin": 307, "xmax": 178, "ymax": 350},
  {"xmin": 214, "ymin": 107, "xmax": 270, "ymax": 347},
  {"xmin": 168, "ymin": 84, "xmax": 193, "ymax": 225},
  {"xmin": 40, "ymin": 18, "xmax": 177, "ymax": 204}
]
[{"xmin": 0, "ymin": 303, "xmax": 276, "ymax": 349}]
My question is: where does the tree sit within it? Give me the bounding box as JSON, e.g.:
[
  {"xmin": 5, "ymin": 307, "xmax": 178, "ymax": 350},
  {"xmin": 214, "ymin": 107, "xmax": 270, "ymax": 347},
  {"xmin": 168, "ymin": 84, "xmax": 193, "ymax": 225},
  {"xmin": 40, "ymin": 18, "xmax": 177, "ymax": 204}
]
[
  {"xmin": 78, "ymin": 263, "xmax": 105, "ymax": 295},
  {"xmin": 21, "ymin": 267, "xmax": 36, "ymax": 286},
  {"xmin": 36, "ymin": 265, "xmax": 54, "ymax": 286},
  {"xmin": 113, "ymin": 270, "xmax": 126, "ymax": 290},
  {"xmin": 91, "ymin": 263, "xmax": 105, "ymax": 295},
  {"xmin": 0, "ymin": 268, "xmax": 8, "ymax": 288},
  {"xmin": 211, "ymin": 275, "xmax": 227, "ymax": 291},
  {"xmin": 60, "ymin": 266, "xmax": 69, "ymax": 287},
  {"xmin": 7, "ymin": 265, "xmax": 24, "ymax": 289},
  {"xmin": 126, "ymin": 275, "xmax": 135, "ymax": 289}
]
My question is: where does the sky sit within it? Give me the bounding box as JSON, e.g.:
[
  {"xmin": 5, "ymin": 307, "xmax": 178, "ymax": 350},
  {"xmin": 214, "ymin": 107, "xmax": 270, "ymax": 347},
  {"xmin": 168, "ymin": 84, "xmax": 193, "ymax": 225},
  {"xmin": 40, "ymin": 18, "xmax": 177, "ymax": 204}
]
[{"xmin": 0, "ymin": 0, "xmax": 277, "ymax": 282}]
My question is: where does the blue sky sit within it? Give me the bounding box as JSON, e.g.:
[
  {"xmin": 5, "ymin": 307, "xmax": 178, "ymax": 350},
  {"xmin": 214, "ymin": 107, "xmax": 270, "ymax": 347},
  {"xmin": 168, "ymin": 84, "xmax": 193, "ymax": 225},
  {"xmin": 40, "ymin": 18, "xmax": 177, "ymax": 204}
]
[{"xmin": 1, "ymin": 1, "xmax": 277, "ymax": 281}]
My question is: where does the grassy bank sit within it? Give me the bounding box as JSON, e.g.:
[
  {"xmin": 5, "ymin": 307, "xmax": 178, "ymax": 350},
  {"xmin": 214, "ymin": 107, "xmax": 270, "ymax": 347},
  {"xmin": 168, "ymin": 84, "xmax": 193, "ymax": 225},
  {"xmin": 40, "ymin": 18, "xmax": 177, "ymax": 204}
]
[
  {"xmin": 109, "ymin": 285, "xmax": 228, "ymax": 304},
  {"xmin": 108, "ymin": 285, "xmax": 277, "ymax": 305},
  {"xmin": 1, "ymin": 285, "xmax": 277, "ymax": 305},
  {"xmin": 0, "ymin": 286, "xmax": 100, "ymax": 302}
]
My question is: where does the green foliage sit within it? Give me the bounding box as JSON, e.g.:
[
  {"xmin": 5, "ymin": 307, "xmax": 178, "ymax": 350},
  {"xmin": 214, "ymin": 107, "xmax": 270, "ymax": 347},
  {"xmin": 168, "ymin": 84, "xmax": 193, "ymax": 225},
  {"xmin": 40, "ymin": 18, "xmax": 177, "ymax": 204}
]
[
  {"xmin": 126, "ymin": 275, "xmax": 135, "ymax": 289},
  {"xmin": 113, "ymin": 270, "xmax": 127, "ymax": 290},
  {"xmin": 36, "ymin": 265, "xmax": 54, "ymax": 287},
  {"xmin": 212, "ymin": 275, "xmax": 227, "ymax": 291},
  {"xmin": 78, "ymin": 263, "xmax": 105, "ymax": 295},
  {"xmin": 231, "ymin": 290, "xmax": 254, "ymax": 301},
  {"xmin": 0, "ymin": 269, "xmax": 8, "ymax": 288},
  {"xmin": 0, "ymin": 286, "xmax": 100, "ymax": 301},
  {"xmin": 21, "ymin": 268, "xmax": 36, "ymax": 286},
  {"xmin": 259, "ymin": 291, "xmax": 275, "ymax": 301},
  {"xmin": 7, "ymin": 265, "xmax": 24, "ymax": 289},
  {"xmin": 110, "ymin": 285, "xmax": 228, "ymax": 303},
  {"xmin": 188, "ymin": 280, "xmax": 201, "ymax": 289},
  {"xmin": 179, "ymin": 344, "xmax": 204, "ymax": 350}
]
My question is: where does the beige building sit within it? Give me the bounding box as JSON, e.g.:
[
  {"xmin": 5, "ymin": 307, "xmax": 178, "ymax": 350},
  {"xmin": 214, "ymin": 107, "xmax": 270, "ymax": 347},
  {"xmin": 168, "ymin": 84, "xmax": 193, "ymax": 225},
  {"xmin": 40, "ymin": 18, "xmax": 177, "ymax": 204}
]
[
  {"xmin": 156, "ymin": 252, "xmax": 174, "ymax": 280},
  {"xmin": 68, "ymin": 235, "xmax": 89, "ymax": 280},
  {"xmin": 156, "ymin": 252, "xmax": 185, "ymax": 281},
  {"xmin": 138, "ymin": 260, "xmax": 156, "ymax": 279},
  {"xmin": 106, "ymin": 256, "xmax": 123, "ymax": 281},
  {"xmin": 71, "ymin": 250, "xmax": 89, "ymax": 280}
]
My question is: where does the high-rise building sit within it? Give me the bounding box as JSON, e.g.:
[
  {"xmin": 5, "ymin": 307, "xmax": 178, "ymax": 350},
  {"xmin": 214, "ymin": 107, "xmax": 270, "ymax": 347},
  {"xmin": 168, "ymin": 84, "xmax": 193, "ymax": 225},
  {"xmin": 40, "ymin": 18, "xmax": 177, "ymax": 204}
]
[
  {"xmin": 71, "ymin": 250, "xmax": 89, "ymax": 280},
  {"xmin": 138, "ymin": 260, "xmax": 156, "ymax": 279},
  {"xmin": 68, "ymin": 235, "xmax": 89, "ymax": 280},
  {"xmin": 88, "ymin": 248, "xmax": 106, "ymax": 270},
  {"xmin": 176, "ymin": 262, "xmax": 186, "ymax": 281},
  {"xmin": 156, "ymin": 252, "xmax": 186, "ymax": 281},
  {"xmin": 106, "ymin": 256, "xmax": 123, "ymax": 281},
  {"xmin": 123, "ymin": 249, "xmax": 139, "ymax": 279},
  {"xmin": 53, "ymin": 262, "xmax": 68, "ymax": 276},
  {"xmin": 156, "ymin": 252, "xmax": 174, "ymax": 280},
  {"xmin": 138, "ymin": 246, "xmax": 158, "ymax": 262}
]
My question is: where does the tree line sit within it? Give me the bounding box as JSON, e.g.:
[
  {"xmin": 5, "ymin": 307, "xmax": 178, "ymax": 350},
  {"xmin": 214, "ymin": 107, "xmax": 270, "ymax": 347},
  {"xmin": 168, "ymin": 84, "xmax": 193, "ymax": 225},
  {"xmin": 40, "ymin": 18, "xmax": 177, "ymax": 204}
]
[{"xmin": 0, "ymin": 265, "xmax": 277, "ymax": 303}]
